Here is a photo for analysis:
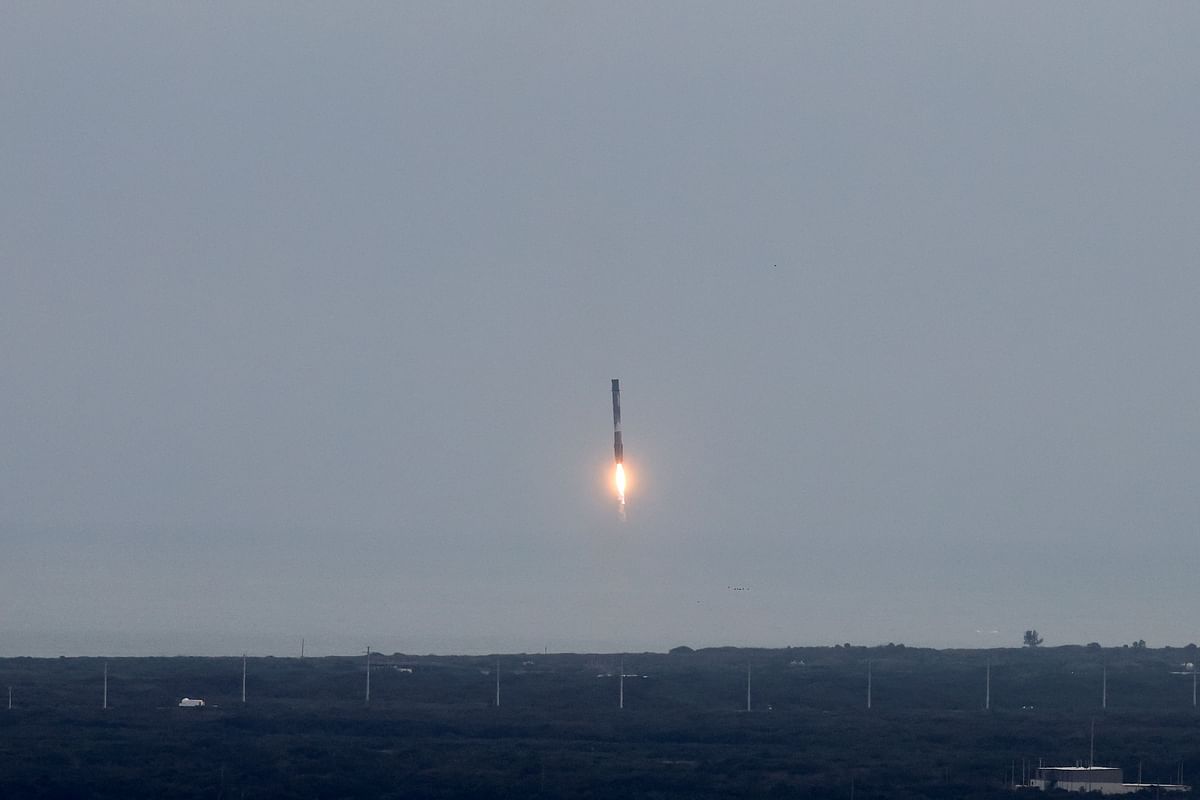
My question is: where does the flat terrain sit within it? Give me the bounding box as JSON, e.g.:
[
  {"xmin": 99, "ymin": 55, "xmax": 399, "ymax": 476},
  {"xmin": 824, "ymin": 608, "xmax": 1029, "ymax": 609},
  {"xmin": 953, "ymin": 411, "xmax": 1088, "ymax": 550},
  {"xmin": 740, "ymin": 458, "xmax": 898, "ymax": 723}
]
[{"xmin": 2, "ymin": 645, "xmax": 1199, "ymax": 798}]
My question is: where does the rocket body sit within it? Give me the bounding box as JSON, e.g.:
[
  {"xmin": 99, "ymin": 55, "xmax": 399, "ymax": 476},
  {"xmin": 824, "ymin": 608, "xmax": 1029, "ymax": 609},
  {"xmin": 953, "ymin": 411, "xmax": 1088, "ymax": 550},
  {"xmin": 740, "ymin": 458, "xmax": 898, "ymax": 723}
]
[
  {"xmin": 610, "ymin": 379, "xmax": 626, "ymax": 520},
  {"xmin": 611, "ymin": 379, "xmax": 623, "ymax": 464}
]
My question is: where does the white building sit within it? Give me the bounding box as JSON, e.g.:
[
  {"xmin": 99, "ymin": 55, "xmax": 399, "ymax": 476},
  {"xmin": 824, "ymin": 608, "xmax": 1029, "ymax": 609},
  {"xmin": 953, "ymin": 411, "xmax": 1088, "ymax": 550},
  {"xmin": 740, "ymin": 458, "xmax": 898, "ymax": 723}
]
[
  {"xmin": 1031, "ymin": 766, "xmax": 1188, "ymax": 794},
  {"xmin": 178, "ymin": 697, "xmax": 205, "ymax": 708}
]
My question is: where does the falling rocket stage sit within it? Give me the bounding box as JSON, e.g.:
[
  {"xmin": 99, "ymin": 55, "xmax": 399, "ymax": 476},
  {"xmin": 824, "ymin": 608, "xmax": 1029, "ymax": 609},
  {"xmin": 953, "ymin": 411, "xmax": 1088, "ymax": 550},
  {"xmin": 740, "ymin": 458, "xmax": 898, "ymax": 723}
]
[{"xmin": 612, "ymin": 379, "xmax": 626, "ymax": 520}]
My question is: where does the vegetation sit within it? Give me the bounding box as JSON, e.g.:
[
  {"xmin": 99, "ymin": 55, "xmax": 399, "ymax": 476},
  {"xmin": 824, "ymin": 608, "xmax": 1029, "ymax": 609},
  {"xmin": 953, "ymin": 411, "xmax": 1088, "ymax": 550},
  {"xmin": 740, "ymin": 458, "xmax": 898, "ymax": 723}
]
[{"xmin": 2, "ymin": 646, "xmax": 1199, "ymax": 798}]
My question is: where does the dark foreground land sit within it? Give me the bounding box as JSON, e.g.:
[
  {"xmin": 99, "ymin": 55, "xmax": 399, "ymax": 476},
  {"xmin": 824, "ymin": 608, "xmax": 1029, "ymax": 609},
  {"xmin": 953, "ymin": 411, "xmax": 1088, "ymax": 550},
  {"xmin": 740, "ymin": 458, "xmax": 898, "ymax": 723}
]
[{"xmin": 3, "ymin": 645, "xmax": 1200, "ymax": 799}]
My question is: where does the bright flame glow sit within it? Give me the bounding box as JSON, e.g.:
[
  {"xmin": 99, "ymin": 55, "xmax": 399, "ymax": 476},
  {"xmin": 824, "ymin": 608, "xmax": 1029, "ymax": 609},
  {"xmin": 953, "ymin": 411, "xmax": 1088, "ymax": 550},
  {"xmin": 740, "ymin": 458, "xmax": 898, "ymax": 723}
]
[{"xmin": 614, "ymin": 463, "xmax": 626, "ymax": 505}]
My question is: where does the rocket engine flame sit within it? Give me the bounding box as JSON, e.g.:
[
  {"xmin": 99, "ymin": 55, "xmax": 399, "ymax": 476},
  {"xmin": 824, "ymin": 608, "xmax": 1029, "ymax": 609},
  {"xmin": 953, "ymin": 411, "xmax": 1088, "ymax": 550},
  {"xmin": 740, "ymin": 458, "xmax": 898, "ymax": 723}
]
[{"xmin": 615, "ymin": 463, "xmax": 627, "ymax": 522}]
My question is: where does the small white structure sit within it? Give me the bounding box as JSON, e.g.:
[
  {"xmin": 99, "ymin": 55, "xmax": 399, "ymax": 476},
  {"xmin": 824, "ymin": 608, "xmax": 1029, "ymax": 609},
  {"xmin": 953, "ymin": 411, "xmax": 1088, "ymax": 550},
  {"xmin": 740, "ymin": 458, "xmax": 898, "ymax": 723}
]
[
  {"xmin": 178, "ymin": 697, "xmax": 205, "ymax": 708},
  {"xmin": 1031, "ymin": 766, "xmax": 1188, "ymax": 794}
]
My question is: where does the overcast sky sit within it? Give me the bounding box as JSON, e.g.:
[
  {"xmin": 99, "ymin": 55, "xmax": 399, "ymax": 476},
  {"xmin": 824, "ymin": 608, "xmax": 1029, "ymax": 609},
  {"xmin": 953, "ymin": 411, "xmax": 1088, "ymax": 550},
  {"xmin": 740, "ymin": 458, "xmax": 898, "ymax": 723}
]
[{"xmin": 3, "ymin": 3, "xmax": 1199, "ymax": 656}]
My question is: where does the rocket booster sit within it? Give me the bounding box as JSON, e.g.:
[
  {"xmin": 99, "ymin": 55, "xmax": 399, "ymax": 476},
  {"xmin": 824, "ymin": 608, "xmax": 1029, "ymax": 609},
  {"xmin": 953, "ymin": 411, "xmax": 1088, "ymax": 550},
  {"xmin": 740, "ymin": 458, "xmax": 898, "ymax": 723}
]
[
  {"xmin": 610, "ymin": 379, "xmax": 627, "ymax": 521},
  {"xmin": 611, "ymin": 379, "xmax": 623, "ymax": 464}
]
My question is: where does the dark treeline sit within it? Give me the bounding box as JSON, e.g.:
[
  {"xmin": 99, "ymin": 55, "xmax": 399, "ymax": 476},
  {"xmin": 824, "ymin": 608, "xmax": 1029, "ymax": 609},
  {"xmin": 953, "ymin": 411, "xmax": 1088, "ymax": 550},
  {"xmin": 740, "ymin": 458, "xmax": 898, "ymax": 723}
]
[{"xmin": 2, "ymin": 646, "xmax": 1199, "ymax": 798}]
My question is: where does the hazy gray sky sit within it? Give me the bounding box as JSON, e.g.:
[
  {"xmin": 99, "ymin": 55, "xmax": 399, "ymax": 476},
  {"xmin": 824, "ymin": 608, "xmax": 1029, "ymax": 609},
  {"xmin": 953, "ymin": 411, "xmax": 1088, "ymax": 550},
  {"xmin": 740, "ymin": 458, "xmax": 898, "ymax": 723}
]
[{"xmin": 3, "ymin": 3, "xmax": 1199, "ymax": 655}]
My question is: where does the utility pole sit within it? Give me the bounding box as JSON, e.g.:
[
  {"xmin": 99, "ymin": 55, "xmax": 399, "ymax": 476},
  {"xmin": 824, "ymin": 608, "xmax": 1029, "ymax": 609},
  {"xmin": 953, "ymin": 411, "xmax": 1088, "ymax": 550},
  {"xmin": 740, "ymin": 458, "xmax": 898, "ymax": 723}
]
[
  {"xmin": 365, "ymin": 646, "xmax": 371, "ymax": 706},
  {"xmin": 7, "ymin": 686, "xmax": 11, "ymax": 710},
  {"xmin": 241, "ymin": 654, "xmax": 247, "ymax": 704},
  {"xmin": 300, "ymin": 638, "xmax": 305, "ymax": 659},
  {"xmin": 986, "ymin": 659, "xmax": 991, "ymax": 711},
  {"xmin": 867, "ymin": 660, "xmax": 872, "ymax": 710},
  {"xmin": 746, "ymin": 662, "xmax": 751, "ymax": 712},
  {"xmin": 103, "ymin": 661, "xmax": 108, "ymax": 710},
  {"xmin": 494, "ymin": 658, "xmax": 500, "ymax": 707},
  {"xmin": 1089, "ymin": 718, "xmax": 1095, "ymax": 768},
  {"xmin": 1193, "ymin": 663, "xmax": 1196, "ymax": 708},
  {"xmin": 619, "ymin": 658, "xmax": 624, "ymax": 710}
]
